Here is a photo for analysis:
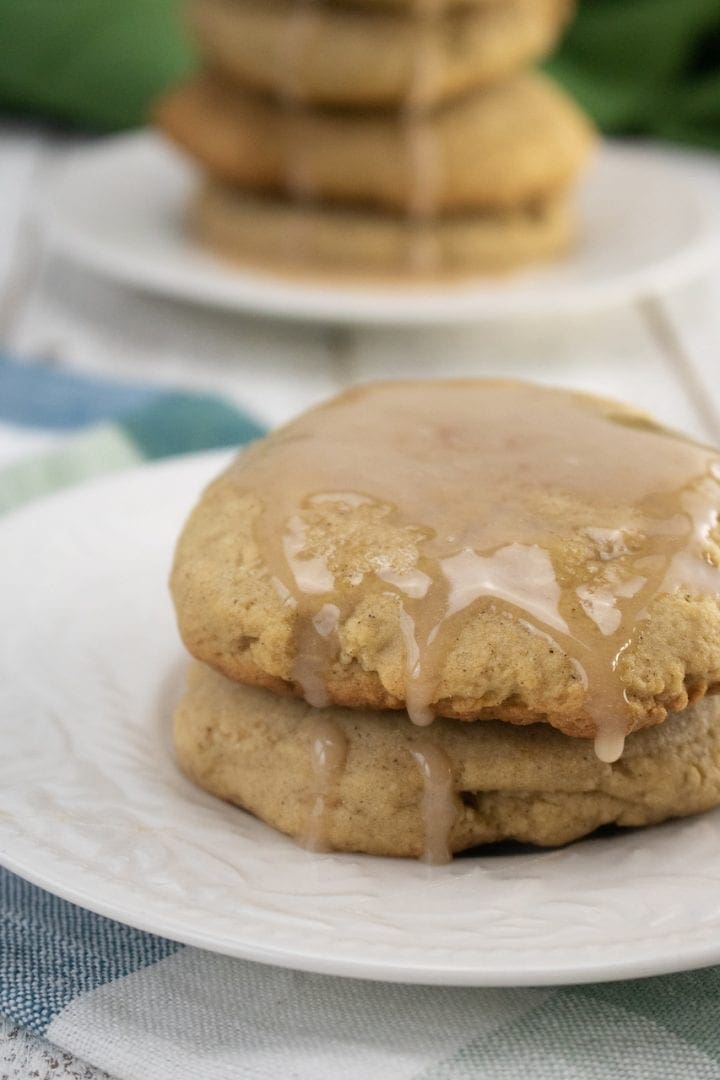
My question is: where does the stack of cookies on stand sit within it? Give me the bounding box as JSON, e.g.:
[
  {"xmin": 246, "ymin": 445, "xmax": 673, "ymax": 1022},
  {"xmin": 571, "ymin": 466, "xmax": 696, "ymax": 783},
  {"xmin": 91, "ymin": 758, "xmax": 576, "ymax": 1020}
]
[{"xmin": 156, "ymin": 0, "xmax": 596, "ymax": 278}]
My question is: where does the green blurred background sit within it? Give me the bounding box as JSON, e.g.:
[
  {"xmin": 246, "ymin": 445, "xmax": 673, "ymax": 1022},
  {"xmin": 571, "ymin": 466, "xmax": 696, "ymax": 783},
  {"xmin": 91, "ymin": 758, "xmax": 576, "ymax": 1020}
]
[{"xmin": 0, "ymin": 0, "xmax": 719, "ymax": 149}]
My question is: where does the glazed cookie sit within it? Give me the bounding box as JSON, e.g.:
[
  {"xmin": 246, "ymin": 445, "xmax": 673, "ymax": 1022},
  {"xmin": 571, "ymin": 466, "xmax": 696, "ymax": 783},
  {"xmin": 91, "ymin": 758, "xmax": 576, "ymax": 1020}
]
[
  {"xmin": 189, "ymin": 0, "xmax": 573, "ymax": 108},
  {"xmin": 155, "ymin": 71, "xmax": 595, "ymax": 212},
  {"xmin": 193, "ymin": 182, "xmax": 575, "ymax": 276},
  {"xmin": 175, "ymin": 663, "xmax": 720, "ymax": 857},
  {"xmin": 170, "ymin": 381, "xmax": 720, "ymax": 755}
]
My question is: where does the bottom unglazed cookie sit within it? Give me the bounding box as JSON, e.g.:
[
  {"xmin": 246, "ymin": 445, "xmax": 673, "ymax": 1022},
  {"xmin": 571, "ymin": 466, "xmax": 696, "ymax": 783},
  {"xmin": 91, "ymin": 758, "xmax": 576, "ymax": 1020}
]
[
  {"xmin": 174, "ymin": 663, "xmax": 720, "ymax": 860},
  {"xmin": 192, "ymin": 183, "xmax": 574, "ymax": 277}
]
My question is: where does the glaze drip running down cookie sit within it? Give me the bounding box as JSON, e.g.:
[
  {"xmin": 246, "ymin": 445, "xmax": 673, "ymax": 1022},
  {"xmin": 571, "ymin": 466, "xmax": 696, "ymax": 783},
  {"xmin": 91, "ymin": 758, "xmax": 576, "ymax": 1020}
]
[
  {"xmin": 171, "ymin": 381, "xmax": 720, "ymax": 860},
  {"xmin": 156, "ymin": 0, "xmax": 594, "ymax": 277}
]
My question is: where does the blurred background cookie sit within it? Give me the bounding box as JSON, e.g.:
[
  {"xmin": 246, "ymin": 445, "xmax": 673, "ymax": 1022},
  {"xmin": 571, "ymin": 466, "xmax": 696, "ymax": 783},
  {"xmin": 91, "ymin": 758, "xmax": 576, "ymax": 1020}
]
[
  {"xmin": 155, "ymin": 0, "xmax": 596, "ymax": 278},
  {"xmin": 2, "ymin": 0, "xmax": 718, "ymax": 153},
  {"xmin": 156, "ymin": 71, "xmax": 594, "ymax": 212},
  {"xmin": 188, "ymin": 0, "xmax": 573, "ymax": 108},
  {"xmin": 193, "ymin": 182, "xmax": 574, "ymax": 275}
]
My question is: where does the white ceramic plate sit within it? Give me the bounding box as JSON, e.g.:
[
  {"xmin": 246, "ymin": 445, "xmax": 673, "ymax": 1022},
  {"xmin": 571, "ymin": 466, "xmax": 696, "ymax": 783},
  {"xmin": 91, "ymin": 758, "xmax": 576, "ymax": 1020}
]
[
  {"xmin": 40, "ymin": 133, "xmax": 720, "ymax": 325},
  {"xmin": 4, "ymin": 452, "xmax": 720, "ymax": 986}
]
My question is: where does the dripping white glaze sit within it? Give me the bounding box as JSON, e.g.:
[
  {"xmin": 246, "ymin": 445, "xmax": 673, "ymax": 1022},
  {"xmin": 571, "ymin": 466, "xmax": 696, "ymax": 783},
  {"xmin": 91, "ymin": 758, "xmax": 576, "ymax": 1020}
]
[
  {"xmin": 275, "ymin": 0, "xmax": 322, "ymax": 265},
  {"xmin": 403, "ymin": 0, "xmax": 445, "ymax": 271},
  {"xmin": 594, "ymin": 729, "xmax": 626, "ymax": 764},
  {"xmin": 299, "ymin": 716, "xmax": 348, "ymax": 852},
  {"xmin": 410, "ymin": 741, "xmax": 456, "ymax": 864}
]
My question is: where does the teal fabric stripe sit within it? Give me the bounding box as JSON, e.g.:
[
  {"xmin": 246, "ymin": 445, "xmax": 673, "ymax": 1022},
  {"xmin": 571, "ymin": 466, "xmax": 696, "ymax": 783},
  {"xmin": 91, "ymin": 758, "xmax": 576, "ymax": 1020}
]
[
  {"xmin": 0, "ymin": 354, "xmax": 162, "ymax": 429},
  {"xmin": 575, "ymin": 968, "xmax": 720, "ymax": 1063},
  {"xmin": 420, "ymin": 983, "xmax": 720, "ymax": 1079},
  {"xmin": 121, "ymin": 392, "xmax": 264, "ymax": 459},
  {"xmin": 0, "ymin": 870, "xmax": 182, "ymax": 1036}
]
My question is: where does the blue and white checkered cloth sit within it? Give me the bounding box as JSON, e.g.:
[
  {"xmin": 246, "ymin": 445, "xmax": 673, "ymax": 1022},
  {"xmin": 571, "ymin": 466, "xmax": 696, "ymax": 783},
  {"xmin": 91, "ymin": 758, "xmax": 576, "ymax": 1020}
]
[{"xmin": 4, "ymin": 356, "xmax": 720, "ymax": 1080}]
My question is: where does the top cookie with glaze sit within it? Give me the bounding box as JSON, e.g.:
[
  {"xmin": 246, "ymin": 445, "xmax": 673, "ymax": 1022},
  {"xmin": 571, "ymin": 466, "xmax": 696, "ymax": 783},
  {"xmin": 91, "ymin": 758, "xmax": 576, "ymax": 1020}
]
[{"xmin": 170, "ymin": 381, "xmax": 720, "ymax": 742}]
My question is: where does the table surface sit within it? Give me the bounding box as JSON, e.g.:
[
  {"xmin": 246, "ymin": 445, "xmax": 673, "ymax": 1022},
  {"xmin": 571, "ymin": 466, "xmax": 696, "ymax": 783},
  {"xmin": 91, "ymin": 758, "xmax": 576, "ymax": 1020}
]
[{"xmin": 2, "ymin": 120, "xmax": 720, "ymax": 1079}]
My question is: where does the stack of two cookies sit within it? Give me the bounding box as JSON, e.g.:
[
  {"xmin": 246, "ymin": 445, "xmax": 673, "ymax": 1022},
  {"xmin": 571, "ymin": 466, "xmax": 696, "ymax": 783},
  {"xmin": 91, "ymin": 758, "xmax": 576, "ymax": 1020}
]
[
  {"xmin": 156, "ymin": 0, "xmax": 596, "ymax": 277},
  {"xmin": 171, "ymin": 382, "xmax": 720, "ymax": 862}
]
